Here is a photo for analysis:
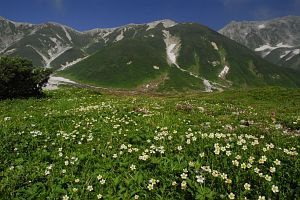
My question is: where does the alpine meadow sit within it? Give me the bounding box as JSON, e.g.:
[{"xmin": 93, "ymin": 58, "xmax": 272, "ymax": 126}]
[
  {"xmin": 0, "ymin": 0, "xmax": 300, "ymax": 199},
  {"xmin": 0, "ymin": 88, "xmax": 299, "ymax": 199}
]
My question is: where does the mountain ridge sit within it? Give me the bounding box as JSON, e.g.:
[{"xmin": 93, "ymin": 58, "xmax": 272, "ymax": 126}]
[
  {"xmin": 58, "ymin": 22, "xmax": 300, "ymax": 91},
  {"xmin": 1, "ymin": 16, "xmax": 300, "ymax": 92},
  {"xmin": 219, "ymin": 15, "xmax": 300, "ymax": 71},
  {"xmin": 0, "ymin": 16, "xmax": 179, "ymax": 69},
  {"xmin": 226, "ymin": 15, "xmax": 298, "ymax": 24}
]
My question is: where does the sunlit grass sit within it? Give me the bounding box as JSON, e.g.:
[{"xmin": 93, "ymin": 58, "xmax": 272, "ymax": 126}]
[{"xmin": 0, "ymin": 87, "xmax": 299, "ymax": 199}]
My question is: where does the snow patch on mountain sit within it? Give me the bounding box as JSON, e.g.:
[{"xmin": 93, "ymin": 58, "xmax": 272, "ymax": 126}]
[
  {"xmin": 115, "ymin": 30, "xmax": 124, "ymax": 42},
  {"xmin": 61, "ymin": 25, "xmax": 72, "ymax": 42},
  {"xmin": 88, "ymin": 29, "xmax": 115, "ymax": 43},
  {"xmin": 28, "ymin": 27, "xmax": 39, "ymax": 36},
  {"xmin": 56, "ymin": 34, "xmax": 63, "ymax": 40},
  {"xmin": 162, "ymin": 20, "xmax": 177, "ymax": 28},
  {"xmin": 218, "ymin": 65, "xmax": 230, "ymax": 79},
  {"xmin": 102, "ymin": 31, "xmax": 113, "ymax": 43},
  {"xmin": 46, "ymin": 37, "xmax": 73, "ymax": 67},
  {"xmin": 286, "ymin": 49, "xmax": 300, "ymax": 61},
  {"xmin": 0, "ymin": 33, "xmax": 26, "ymax": 52},
  {"xmin": 255, "ymin": 43, "xmax": 294, "ymax": 57},
  {"xmin": 46, "ymin": 46, "xmax": 72, "ymax": 68},
  {"xmin": 280, "ymin": 50, "xmax": 292, "ymax": 58},
  {"xmin": 84, "ymin": 28, "xmax": 116, "ymax": 36},
  {"xmin": 48, "ymin": 76, "xmax": 76, "ymax": 84},
  {"xmin": 3, "ymin": 48, "xmax": 16, "ymax": 55},
  {"xmin": 147, "ymin": 22, "xmax": 160, "ymax": 31},
  {"xmin": 254, "ymin": 44, "xmax": 272, "ymax": 52},
  {"xmin": 45, "ymin": 76, "xmax": 76, "ymax": 90},
  {"xmin": 276, "ymin": 43, "xmax": 293, "ymax": 48},
  {"xmin": 147, "ymin": 19, "xmax": 177, "ymax": 31},
  {"xmin": 163, "ymin": 30, "xmax": 181, "ymax": 67},
  {"xmin": 258, "ymin": 24, "xmax": 266, "ymax": 29},
  {"xmin": 50, "ymin": 37, "xmax": 58, "ymax": 44},
  {"xmin": 211, "ymin": 42, "xmax": 218, "ymax": 50},
  {"xmin": 26, "ymin": 45, "xmax": 49, "ymax": 65},
  {"xmin": 203, "ymin": 79, "xmax": 213, "ymax": 92},
  {"xmin": 59, "ymin": 56, "xmax": 89, "ymax": 71},
  {"xmin": 203, "ymin": 79, "xmax": 225, "ymax": 92},
  {"xmin": 164, "ymin": 31, "xmax": 194, "ymax": 71},
  {"xmin": 219, "ymin": 16, "xmax": 300, "ymax": 71},
  {"xmin": 163, "ymin": 30, "xmax": 225, "ymax": 92},
  {"xmin": 26, "ymin": 44, "xmax": 72, "ymax": 68},
  {"xmin": 166, "ymin": 44, "xmax": 177, "ymax": 64},
  {"xmin": 293, "ymin": 49, "xmax": 300, "ymax": 55},
  {"xmin": 153, "ymin": 65, "xmax": 159, "ymax": 70}
]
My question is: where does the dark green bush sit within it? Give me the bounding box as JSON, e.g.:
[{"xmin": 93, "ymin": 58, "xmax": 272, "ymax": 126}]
[{"xmin": 0, "ymin": 56, "xmax": 52, "ymax": 99}]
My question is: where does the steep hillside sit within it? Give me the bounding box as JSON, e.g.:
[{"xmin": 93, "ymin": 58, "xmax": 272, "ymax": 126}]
[
  {"xmin": 1, "ymin": 16, "xmax": 300, "ymax": 92},
  {"xmin": 58, "ymin": 22, "xmax": 300, "ymax": 91},
  {"xmin": 219, "ymin": 16, "xmax": 300, "ymax": 71},
  {"xmin": 0, "ymin": 18, "xmax": 93, "ymax": 69},
  {"xmin": 0, "ymin": 17, "xmax": 176, "ymax": 70}
]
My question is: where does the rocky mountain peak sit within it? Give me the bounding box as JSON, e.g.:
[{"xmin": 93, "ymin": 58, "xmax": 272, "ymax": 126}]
[{"xmin": 219, "ymin": 15, "xmax": 300, "ymax": 71}]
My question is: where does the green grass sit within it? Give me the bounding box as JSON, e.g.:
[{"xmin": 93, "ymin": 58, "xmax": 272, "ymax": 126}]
[
  {"xmin": 158, "ymin": 67, "xmax": 205, "ymax": 92},
  {"xmin": 58, "ymin": 38, "xmax": 169, "ymax": 89},
  {"xmin": 50, "ymin": 48, "xmax": 87, "ymax": 70},
  {"xmin": 9, "ymin": 46, "xmax": 45, "ymax": 67},
  {"xmin": 0, "ymin": 87, "xmax": 299, "ymax": 199}
]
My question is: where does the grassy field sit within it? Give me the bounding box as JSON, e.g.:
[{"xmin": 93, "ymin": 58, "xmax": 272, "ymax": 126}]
[{"xmin": 0, "ymin": 87, "xmax": 299, "ymax": 199}]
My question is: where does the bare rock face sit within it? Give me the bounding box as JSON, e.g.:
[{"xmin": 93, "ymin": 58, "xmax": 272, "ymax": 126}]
[{"xmin": 219, "ymin": 16, "xmax": 300, "ymax": 71}]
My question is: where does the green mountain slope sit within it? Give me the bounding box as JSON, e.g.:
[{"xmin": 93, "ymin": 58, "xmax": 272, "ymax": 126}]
[
  {"xmin": 58, "ymin": 22, "xmax": 300, "ymax": 91},
  {"xmin": 58, "ymin": 39, "xmax": 168, "ymax": 88},
  {"xmin": 1, "ymin": 16, "xmax": 299, "ymax": 91}
]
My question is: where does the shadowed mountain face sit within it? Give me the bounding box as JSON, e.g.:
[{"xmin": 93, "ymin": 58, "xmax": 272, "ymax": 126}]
[
  {"xmin": 1, "ymin": 16, "xmax": 300, "ymax": 91},
  {"xmin": 0, "ymin": 17, "xmax": 98, "ymax": 70},
  {"xmin": 219, "ymin": 16, "xmax": 300, "ymax": 72}
]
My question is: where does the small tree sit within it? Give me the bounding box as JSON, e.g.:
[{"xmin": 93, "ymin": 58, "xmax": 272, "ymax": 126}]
[{"xmin": 0, "ymin": 56, "xmax": 52, "ymax": 99}]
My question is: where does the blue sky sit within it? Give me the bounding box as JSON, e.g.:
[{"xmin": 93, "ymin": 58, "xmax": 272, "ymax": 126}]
[{"xmin": 1, "ymin": 0, "xmax": 299, "ymax": 31}]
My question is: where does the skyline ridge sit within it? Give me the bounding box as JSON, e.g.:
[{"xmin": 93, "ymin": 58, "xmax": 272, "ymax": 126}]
[
  {"xmin": 1, "ymin": 0, "xmax": 299, "ymax": 31},
  {"xmin": 1, "ymin": 15, "xmax": 300, "ymax": 32}
]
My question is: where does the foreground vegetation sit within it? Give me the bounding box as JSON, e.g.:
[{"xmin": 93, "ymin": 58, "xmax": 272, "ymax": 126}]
[
  {"xmin": 0, "ymin": 56, "xmax": 51, "ymax": 99},
  {"xmin": 0, "ymin": 87, "xmax": 299, "ymax": 199}
]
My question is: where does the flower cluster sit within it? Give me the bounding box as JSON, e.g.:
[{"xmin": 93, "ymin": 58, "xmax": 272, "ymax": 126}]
[{"xmin": 147, "ymin": 178, "xmax": 159, "ymax": 190}]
